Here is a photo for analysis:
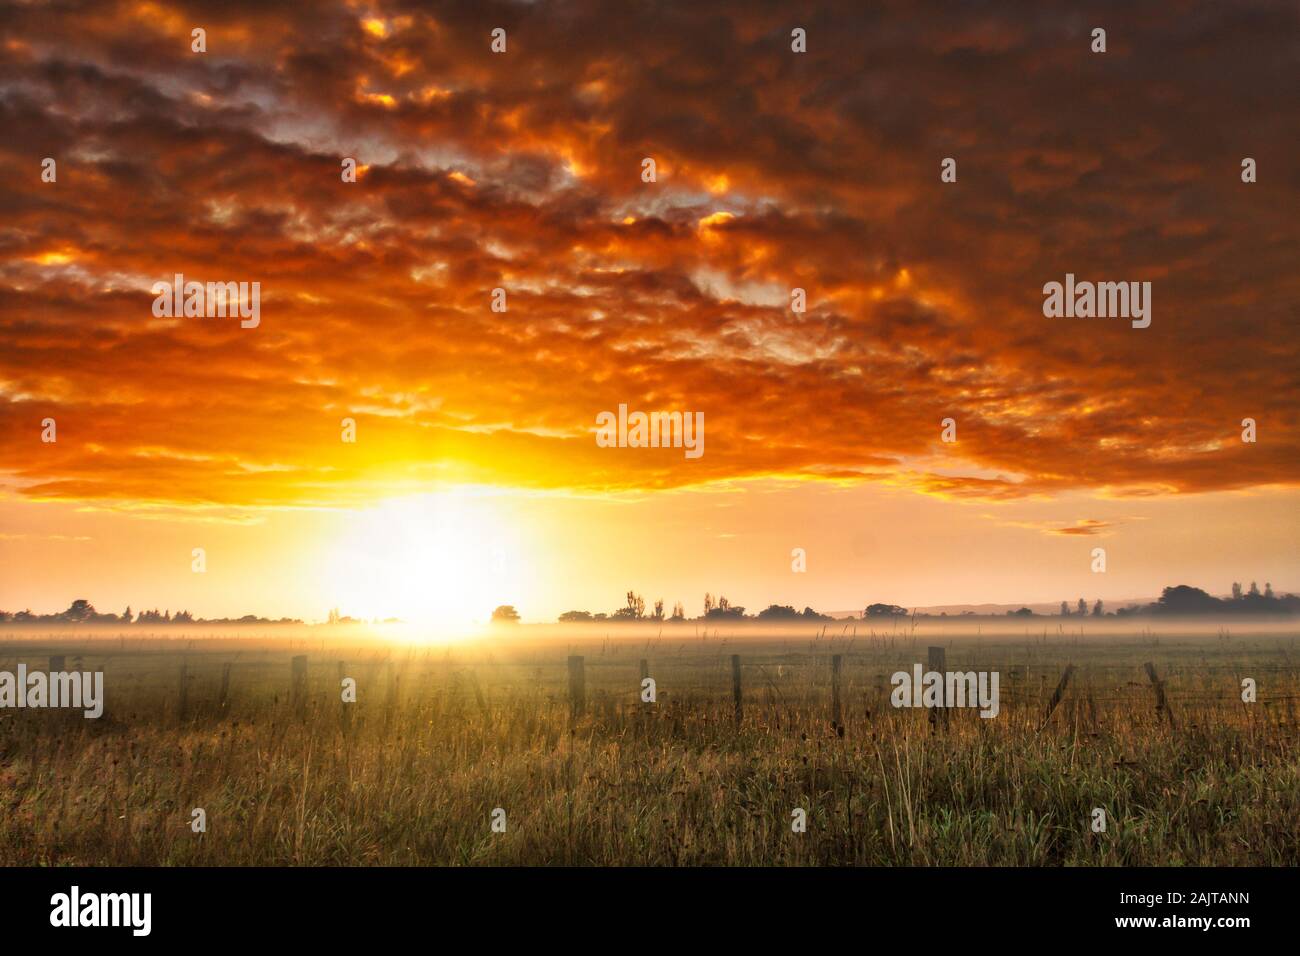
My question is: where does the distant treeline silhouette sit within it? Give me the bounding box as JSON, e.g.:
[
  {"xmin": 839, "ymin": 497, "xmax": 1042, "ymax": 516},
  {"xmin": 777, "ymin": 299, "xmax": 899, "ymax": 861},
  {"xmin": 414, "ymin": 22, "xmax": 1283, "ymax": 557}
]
[
  {"xmin": 556, "ymin": 582, "xmax": 1299, "ymax": 623},
  {"xmin": 0, "ymin": 599, "xmax": 301, "ymax": 626},
  {"xmin": 2, "ymin": 582, "xmax": 1295, "ymax": 627}
]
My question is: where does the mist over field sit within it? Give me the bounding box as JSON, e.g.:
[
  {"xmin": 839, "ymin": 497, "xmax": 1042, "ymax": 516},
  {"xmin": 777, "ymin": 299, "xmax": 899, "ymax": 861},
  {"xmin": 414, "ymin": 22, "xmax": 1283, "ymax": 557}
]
[
  {"xmin": 3, "ymin": 614, "xmax": 1297, "ymax": 646},
  {"xmin": 0, "ymin": 616, "xmax": 1295, "ymax": 866}
]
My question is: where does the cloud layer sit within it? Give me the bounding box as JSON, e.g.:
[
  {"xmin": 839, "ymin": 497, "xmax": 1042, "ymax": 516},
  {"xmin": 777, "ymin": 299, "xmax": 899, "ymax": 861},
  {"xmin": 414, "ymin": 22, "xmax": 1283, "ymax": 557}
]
[{"xmin": 1, "ymin": 0, "xmax": 1296, "ymax": 508}]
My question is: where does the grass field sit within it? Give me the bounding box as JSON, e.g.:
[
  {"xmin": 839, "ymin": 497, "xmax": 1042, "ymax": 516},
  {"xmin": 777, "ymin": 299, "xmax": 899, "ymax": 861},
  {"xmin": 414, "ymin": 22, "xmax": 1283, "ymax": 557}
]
[{"xmin": 1, "ymin": 620, "xmax": 1297, "ymax": 866}]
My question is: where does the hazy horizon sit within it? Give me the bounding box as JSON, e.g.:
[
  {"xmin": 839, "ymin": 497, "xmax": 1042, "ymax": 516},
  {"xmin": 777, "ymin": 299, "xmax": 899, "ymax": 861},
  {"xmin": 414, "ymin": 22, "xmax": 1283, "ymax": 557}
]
[{"xmin": 3, "ymin": 584, "xmax": 1297, "ymax": 628}]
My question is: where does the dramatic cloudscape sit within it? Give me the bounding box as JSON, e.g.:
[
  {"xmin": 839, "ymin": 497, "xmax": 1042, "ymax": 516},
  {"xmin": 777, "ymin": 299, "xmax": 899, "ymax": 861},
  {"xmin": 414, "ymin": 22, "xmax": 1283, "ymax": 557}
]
[{"xmin": 1, "ymin": 0, "xmax": 1296, "ymax": 624}]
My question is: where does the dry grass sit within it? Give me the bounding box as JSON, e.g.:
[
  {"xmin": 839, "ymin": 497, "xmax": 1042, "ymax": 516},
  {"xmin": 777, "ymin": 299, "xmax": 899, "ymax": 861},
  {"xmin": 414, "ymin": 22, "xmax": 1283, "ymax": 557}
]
[{"xmin": 0, "ymin": 624, "xmax": 1297, "ymax": 865}]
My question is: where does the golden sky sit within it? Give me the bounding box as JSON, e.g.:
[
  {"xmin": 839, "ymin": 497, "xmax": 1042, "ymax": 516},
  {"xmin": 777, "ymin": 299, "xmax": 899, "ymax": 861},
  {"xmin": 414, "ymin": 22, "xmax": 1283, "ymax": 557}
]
[{"xmin": 1, "ymin": 1, "xmax": 1296, "ymax": 625}]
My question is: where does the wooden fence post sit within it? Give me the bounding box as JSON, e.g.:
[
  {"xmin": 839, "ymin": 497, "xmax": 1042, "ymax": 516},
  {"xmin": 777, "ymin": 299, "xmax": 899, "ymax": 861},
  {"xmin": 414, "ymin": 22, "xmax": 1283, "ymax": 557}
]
[
  {"xmin": 928, "ymin": 646, "xmax": 948, "ymax": 731},
  {"xmin": 1039, "ymin": 663, "xmax": 1076, "ymax": 730},
  {"xmin": 291, "ymin": 654, "xmax": 307, "ymax": 719},
  {"xmin": 218, "ymin": 662, "xmax": 232, "ymax": 711},
  {"xmin": 337, "ymin": 660, "xmax": 350, "ymax": 733},
  {"xmin": 177, "ymin": 659, "xmax": 189, "ymax": 722},
  {"xmin": 1143, "ymin": 662, "xmax": 1176, "ymax": 728},
  {"xmin": 46, "ymin": 656, "xmax": 68, "ymax": 726},
  {"xmin": 831, "ymin": 654, "xmax": 843, "ymax": 733},
  {"xmin": 568, "ymin": 655, "xmax": 586, "ymax": 717},
  {"xmin": 731, "ymin": 654, "xmax": 743, "ymax": 727}
]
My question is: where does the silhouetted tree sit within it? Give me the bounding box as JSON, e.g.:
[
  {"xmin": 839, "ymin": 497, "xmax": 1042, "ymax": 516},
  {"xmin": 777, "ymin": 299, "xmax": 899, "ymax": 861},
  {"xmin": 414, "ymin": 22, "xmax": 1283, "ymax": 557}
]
[
  {"xmin": 62, "ymin": 599, "xmax": 95, "ymax": 623},
  {"xmin": 757, "ymin": 604, "xmax": 800, "ymax": 620},
  {"xmin": 491, "ymin": 605, "xmax": 520, "ymax": 623},
  {"xmin": 1077, "ymin": 598, "xmax": 1087, "ymax": 616},
  {"xmin": 704, "ymin": 596, "xmax": 745, "ymax": 620},
  {"xmin": 1154, "ymin": 586, "xmax": 1222, "ymax": 614},
  {"xmin": 613, "ymin": 591, "xmax": 645, "ymax": 619},
  {"xmin": 865, "ymin": 603, "xmax": 908, "ymax": 618},
  {"xmin": 1092, "ymin": 599, "xmax": 1103, "ymax": 617}
]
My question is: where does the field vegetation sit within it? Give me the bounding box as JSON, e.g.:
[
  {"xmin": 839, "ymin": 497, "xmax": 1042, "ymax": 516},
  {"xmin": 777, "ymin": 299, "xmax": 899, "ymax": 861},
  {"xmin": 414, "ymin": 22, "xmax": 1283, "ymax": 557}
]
[{"xmin": 0, "ymin": 620, "xmax": 1296, "ymax": 866}]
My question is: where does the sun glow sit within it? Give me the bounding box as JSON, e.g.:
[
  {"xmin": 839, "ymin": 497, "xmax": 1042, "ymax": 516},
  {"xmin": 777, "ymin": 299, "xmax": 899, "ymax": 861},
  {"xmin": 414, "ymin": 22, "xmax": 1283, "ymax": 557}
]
[{"xmin": 319, "ymin": 492, "xmax": 525, "ymax": 635}]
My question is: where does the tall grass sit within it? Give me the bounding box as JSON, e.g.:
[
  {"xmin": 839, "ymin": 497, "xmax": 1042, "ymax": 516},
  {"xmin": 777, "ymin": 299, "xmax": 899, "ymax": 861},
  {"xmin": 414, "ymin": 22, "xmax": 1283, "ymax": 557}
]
[{"xmin": 0, "ymin": 627, "xmax": 1295, "ymax": 865}]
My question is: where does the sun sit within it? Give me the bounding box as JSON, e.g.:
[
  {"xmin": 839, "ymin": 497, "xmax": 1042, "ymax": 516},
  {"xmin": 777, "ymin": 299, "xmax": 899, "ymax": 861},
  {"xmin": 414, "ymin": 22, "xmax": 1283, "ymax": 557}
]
[{"xmin": 319, "ymin": 490, "xmax": 525, "ymax": 633}]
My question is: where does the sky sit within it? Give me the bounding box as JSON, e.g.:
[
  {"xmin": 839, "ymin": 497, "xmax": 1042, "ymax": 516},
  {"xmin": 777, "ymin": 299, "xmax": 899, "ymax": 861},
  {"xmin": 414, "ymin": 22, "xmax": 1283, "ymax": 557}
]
[{"xmin": 1, "ymin": 1, "xmax": 1297, "ymax": 626}]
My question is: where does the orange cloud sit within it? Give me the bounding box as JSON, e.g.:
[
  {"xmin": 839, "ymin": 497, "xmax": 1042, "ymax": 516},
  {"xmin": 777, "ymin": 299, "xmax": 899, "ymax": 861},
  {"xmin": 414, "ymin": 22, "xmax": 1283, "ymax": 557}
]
[{"xmin": 0, "ymin": 0, "xmax": 1296, "ymax": 511}]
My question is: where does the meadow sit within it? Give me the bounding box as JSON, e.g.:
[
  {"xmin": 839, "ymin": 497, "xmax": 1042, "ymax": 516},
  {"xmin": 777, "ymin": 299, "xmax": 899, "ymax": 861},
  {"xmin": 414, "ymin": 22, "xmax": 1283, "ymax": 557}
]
[{"xmin": 0, "ymin": 619, "xmax": 1296, "ymax": 866}]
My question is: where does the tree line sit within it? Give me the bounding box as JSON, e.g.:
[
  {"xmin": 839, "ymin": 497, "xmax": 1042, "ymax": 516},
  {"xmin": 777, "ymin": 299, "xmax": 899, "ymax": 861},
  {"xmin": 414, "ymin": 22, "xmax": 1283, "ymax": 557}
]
[
  {"xmin": 0, "ymin": 599, "xmax": 301, "ymax": 626},
  {"xmin": 540, "ymin": 581, "xmax": 1299, "ymax": 624}
]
